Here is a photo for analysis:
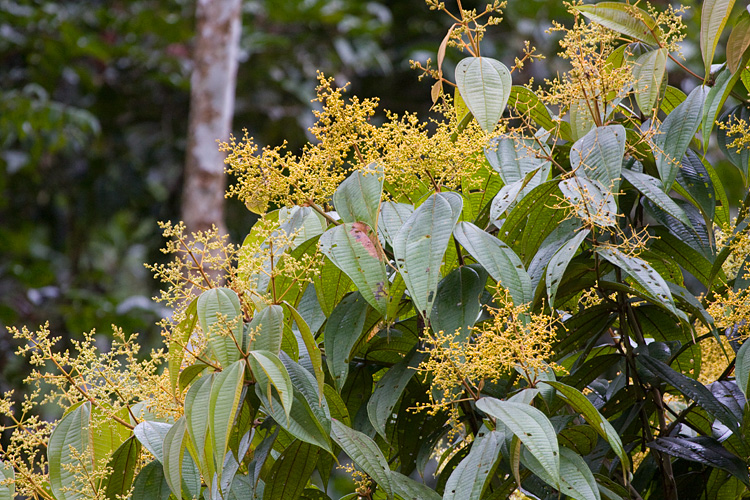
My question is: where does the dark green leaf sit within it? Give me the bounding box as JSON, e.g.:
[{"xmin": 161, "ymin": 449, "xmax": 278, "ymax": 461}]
[{"xmin": 648, "ymin": 436, "xmax": 749, "ymax": 486}]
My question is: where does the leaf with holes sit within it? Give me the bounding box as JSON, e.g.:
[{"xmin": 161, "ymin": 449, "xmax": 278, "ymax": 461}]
[
  {"xmin": 546, "ymin": 229, "xmax": 589, "ymax": 308},
  {"xmin": 621, "ymin": 169, "xmax": 692, "ymax": 227},
  {"xmin": 597, "ymin": 247, "xmax": 679, "ymax": 318}
]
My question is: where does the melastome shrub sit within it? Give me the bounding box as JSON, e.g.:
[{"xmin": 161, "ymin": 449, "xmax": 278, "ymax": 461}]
[{"xmin": 3, "ymin": 1, "xmax": 750, "ymax": 499}]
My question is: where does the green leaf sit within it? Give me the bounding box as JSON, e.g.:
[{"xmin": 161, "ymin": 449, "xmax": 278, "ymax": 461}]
[
  {"xmin": 443, "ymin": 430, "xmax": 502, "ymax": 500},
  {"xmin": 546, "ymin": 229, "xmax": 589, "ymax": 308},
  {"xmin": 367, "ymin": 348, "xmax": 424, "ymax": 438},
  {"xmin": 454, "ymin": 222, "xmax": 531, "ymax": 306},
  {"xmin": 454, "ymin": 57, "xmax": 512, "ymax": 132},
  {"xmin": 735, "ymin": 340, "xmax": 750, "ymax": 398},
  {"xmin": 331, "ymin": 420, "xmax": 394, "ymax": 500},
  {"xmin": 559, "ymin": 177, "xmax": 617, "ymax": 228},
  {"xmin": 393, "ymin": 192, "xmax": 463, "ymax": 317},
  {"xmin": 621, "ymin": 169, "xmax": 692, "ymax": 227},
  {"xmin": 475, "ymin": 398, "xmax": 560, "ymax": 487},
  {"xmin": 131, "ymin": 461, "xmax": 171, "ymax": 500},
  {"xmin": 103, "ymin": 436, "xmax": 141, "ymax": 500},
  {"xmin": 637, "ymin": 355, "xmax": 740, "ymax": 432},
  {"xmin": 660, "ymin": 85, "xmax": 687, "ymax": 115},
  {"xmin": 576, "ymin": 2, "xmax": 659, "ymax": 44},
  {"xmin": 284, "ymin": 302, "xmax": 325, "ymax": 399},
  {"xmin": 544, "ymin": 382, "xmax": 629, "ymax": 472},
  {"xmin": 184, "ymin": 373, "xmax": 213, "ymax": 478},
  {"xmin": 648, "ymin": 436, "xmax": 749, "ymax": 486},
  {"xmin": 134, "ymin": 421, "xmax": 173, "ymax": 464},
  {"xmin": 162, "ymin": 416, "xmax": 201, "ymax": 500},
  {"xmin": 325, "ymin": 292, "xmax": 370, "ymax": 391},
  {"xmin": 89, "ymin": 406, "xmax": 130, "ymax": 474},
  {"xmin": 676, "ymin": 149, "xmax": 716, "ymax": 221},
  {"xmin": 280, "ymin": 354, "xmax": 331, "ymax": 434},
  {"xmin": 571, "ymin": 125, "xmax": 626, "ymax": 193},
  {"xmin": 655, "ymin": 85, "xmax": 709, "ymax": 190},
  {"xmin": 629, "ymin": 48, "xmax": 667, "ymax": 112},
  {"xmin": 557, "ymin": 448, "xmax": 602, "ymax": 500},
  {"xmin": 701, "ymin": 0, "xmax": 737, "ymax": 76},
  {"xmin": 430, "ymin": 265, "xmax": 487, "ymax": 345},
  {"xmin": 485, "ymin": 136, "xmax": 550, "ymax": 186},
  {"xmin": 507, "ymin": 86, "xmax": 573, "ymax": 141},
  {"xmin": 209, "ymin": 360, "xmax": 245, "ymax": 479},
  {"xmin": 380, "ymin": 202, "xmax": 414, "ymax": 248},
  {"xmin": 248, "ymin": 349, "xmax": 294, "ymax": 420},
  {"xmin": 197, "ymin": 288, "xmax": 243, "ymax": 367},
  {"xmin": 333, "ymin": 165, "xmax": 384, "ymax": 231},
  {"xmin": 315, "ymin": 257, "xmax": 353, "ymax": 317},
  {"xmin": 264, "ymin": 440, "xmax": 320, "ymax": 500},
  {"xmin": 596, "ymin": 247, "xmax": 679, "ymax": 318},
  {"xmin": 727, "ymin": 11, "xmax": 750, "ymax": 73},
  {"xmin": 0, "ymin": 461, "xmax": 13, "ymax": 500},
  {"xmin": 257, "ymin": 384, "xmax": 333, "ymax": 453},
  {"xmin": 570, "ymin": 98, "xmax": 597, "ymax": 141},
  {"xmin": 390, "ymin": 472, "xmax": 441, "ymax": 500},
  {"xmin": 702, "ymin": 67, "xmax": 741, "ymax": 149},
  {"xmin": 169, "ymin": 298, "xmax": 198, "ymax": 394},
  {"xmin": 49, "ymin": 401, "xmax": 90, "ymax": 500},
  {"xmin": 320, "ymin": 222, "xmax": 389, "ymax": 315},
  {"xmin": 246, "ymin": 304, "xmax": 284, "ymax": 355},
  {"xmin": 324, "ymin": 384, "xmax": 351, "ymax": 426}
]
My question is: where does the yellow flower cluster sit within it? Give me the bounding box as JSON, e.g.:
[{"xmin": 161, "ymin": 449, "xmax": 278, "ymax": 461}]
[
  {"xmin": 419, "ymin": 288, "xmax": 563, "ymax": 412},
  {"xmin": 223, "ymin": 74, "xmax": 495, "ymax": 210},
  {"xmin": 1, "ymin": 323, "xmax": 171, "ymax": 499}
]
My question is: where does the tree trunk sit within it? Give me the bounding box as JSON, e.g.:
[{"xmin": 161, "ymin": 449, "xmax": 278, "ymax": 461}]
[{"xmin": 182, "ymin": 0, "xmax": 241, "ymax": 236}]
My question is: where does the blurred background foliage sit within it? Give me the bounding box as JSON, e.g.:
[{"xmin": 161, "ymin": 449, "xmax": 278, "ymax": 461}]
[{"xmin": 2, "ymin": 0, "xmax": 736, "ymax": 397}]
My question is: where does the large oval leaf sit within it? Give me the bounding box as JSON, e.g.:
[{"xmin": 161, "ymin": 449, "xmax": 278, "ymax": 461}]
[
  {"xmin": 197, "ymin": 288, "xmax": 243, "ymax": 367},
  {"xmin": 430, "ymin": 265, "xmax": 487, "ymax": 345},
  {"xmin": 546, "ymin": 229, "xmax": 589, "ymax": 308},
  {"xmin": 455, "ymin": 57, "xmax": 512, "ymax": 132},
  {"xmin": 655, "ymin": 85, "xmax": 709, "ymax": 190},
  {"xmin": 133, "ymin": 421, "xmax": 173, "ymax": 464},
  {"xmin": 443, "ymin": 430, "xmax": 502, "ymax": 500},
  {"xmin": 570, "ymin": 125, "xmax": 626, "ymax": 193},
  {"xmin": 49, "ymin": 402, "xmax": 91, "ymax": 500},
  {"xmin": 629, "ymin": 48, "xmax": 667, "ymax": 113},
  {"xmin": 324, "ymin": 292, "xmax": 370, "ymax": 391},
  {"xmin": 131, "ymin": 461, "xmax": 171, "ymax": 500},
  {"xmin": 264, "ymin": 440, "xmax": 320, "ymax": 500},
  {"xmin": 559, "ymin": 177, "xmax": 617, "ymax": 228},
  {"xmin": 103, "ymin": 436, "xmax": 141, "ymax": 500},
  {"xmin": 576, "ymin": 2, "xmax": 659, "ymax": 44},
  {"xmin": 728, "ymin": 11, "xmax": 750, "ymax": 73},
  {"xmin": 331, "ymin": 420, "xmax": 394, "ymax": 500},
  {"xmin": 621, "ymin": 169, "xmax": 692, "ymax": 227},
  {"xmin": 701, "ymin": 0, "xmax": 736, "ymax": 76},
  {"xmin": 393, "ymin": 192, "xmax": 463, "ymax": 318},
  {"xmin": 319, "ymin": 222, "xmax": 389, "ymax": 315},
  {"xmin": 247, "ymin": 350, "xmax": 293, "ymax": 423},
  {"xmin": 596, "ymin": 247, "xmax": 679, "ymax": 318},
  {"xmin": 333, "ymin": 165, "xmax": 384, "ymax": 231},
  {"xmin": 544, "ymin": 381, "xmax": 629, "ymax": 472},
  {"xmin": 453, "ymin": 221, "xmax": 531, "ymax": 306},
  {"xmin": 209, "ymin": 359, "xmax": 245, "ymax": 479},
  {"xmin": 246, "ymin": 304, "xmax": 284, "ymax": 354},
  {"xmin": 367, "ymin": 348, "xmax": 424, "ymax": 438},
  {"xmin": 475, "ymin": 398, "xmax": 560, "ymax": 487}
]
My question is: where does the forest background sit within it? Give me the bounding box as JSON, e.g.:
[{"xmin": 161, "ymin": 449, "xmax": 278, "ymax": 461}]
[{"xmin": 0, "ymin": 0, "xmax": 740, "ymax": 406}]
